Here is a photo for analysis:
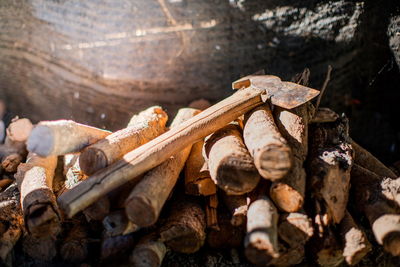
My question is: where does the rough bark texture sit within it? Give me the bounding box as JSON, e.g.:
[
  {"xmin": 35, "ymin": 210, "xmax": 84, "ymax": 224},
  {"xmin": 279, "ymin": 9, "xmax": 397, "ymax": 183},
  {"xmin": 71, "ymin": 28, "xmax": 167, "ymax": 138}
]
[{"xmin": 60, "ymin": 222, "xmax": 88, "ymax": 263}]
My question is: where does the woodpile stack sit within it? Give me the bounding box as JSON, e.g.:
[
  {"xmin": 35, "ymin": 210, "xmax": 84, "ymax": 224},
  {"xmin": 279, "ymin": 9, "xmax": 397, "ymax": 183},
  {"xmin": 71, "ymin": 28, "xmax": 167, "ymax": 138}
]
[{"xmin": 0, "ymin": 74, "xmax": 399, "ymax": 267}]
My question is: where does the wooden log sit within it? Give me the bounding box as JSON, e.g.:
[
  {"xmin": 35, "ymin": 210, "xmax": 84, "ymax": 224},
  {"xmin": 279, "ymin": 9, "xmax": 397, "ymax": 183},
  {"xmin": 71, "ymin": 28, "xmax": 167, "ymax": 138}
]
[
  {"xmin": 351, "ymin": 140, "xmax": 396, "ymax": 179},
  {"xmin": 0, "ymin": 177, "xmax": 13, "ymax": 191},
  {"xmin": 80, "ymin": 106, "xmax": 168, "ymax": 175},
  {"xmin": 83, "ymin": 196, "xmax": 110, "ymax": 222},
  {"xmin": 101, "ymin": 234, "xmax": 135, "ymax": 260},
  {"xmin": 221, "ymin": 192, "xmax": 249, "ymax": 226},
  {"xmin": 103, "ymin": 210, "xmax": 139, "ymax": 237},
  {"xmin": 205, "ymin": 194, "xmax": 219, "ymax": 230},
  {"xmin": 204, "ymin": 123, "xmax": 260, "ymax": 195},
  {"xmin": 60, "ymin": 222, "xmax": 89, "ymax": 263},
  {"xmin": 245, "ymin": 195, "xmax": 279, "ymax": 266},
  {"xmin": 339, "ymin": 210, "xmax": 371, "ymax": 265},
  {"xmin": 0, "ymin": 183, "xmax": 23, "ymax": 264},
  {"xmin": 311, "ymin": 107, "xmax": 339, "ymax": 123},
  {"xmin": 311, "ymin": 227, "xmax": 344, "ymax": 267},
  {"xmin": 270, "ymin": 103, "xmax": 311, "ymax": 212},
  {"xmin": 188, "ymin": 99, "xmax": 211, "ymax": 110},
  {"xmin": 207, "ymin": 211, "xmax": 245, "ymax": 249},
  {"xmin": 58, "ymin": 86, "xmax": 267, "ymax": 217},
  {"xmin": 159, "ymin": 199, "xmax": 206, "ymax": 254},
  {"xmin": 243, "ymin": 104, "xmax": 292, "ymax": 180},
  {"xmin": 22, "ymin": 235, "xmax": 57, "ymax": 261},
  {"xmin": 125, "ymin": 108, "xmax": 199, "ymax": 227},
  {"xmin": 6, "ymin": 118, "xmax": 33, "ymax": 142},
  {"xmin": 15, "ymin": 153, "xmax": 60, "ymax": 237},
  {"xmin": 185, "ymin": 140, "xmax": 216, "ymax": 196},
  {"xmin": 130, "ymin": 233, "xmax": 167, "ymax": 267},
  {"xmin": 308, "ymin": 118, "xmax": 353, "ymax": 224},
  {"xmin": 278, "ymin": 212, "xmax": 313, "ymax": 248},
  {"xmin": 351, "ymin": 164, "xmax": 400, "ymax": 256},
  {"xmin": 27, "ymin": 120, "xmax": 111, "ymax": 157}
]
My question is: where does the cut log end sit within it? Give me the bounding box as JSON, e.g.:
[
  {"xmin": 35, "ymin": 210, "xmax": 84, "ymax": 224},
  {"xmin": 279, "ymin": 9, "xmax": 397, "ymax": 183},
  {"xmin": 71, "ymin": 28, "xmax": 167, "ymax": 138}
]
[
  {"xmin": 255, "ymin": 147, "xmax": 292, "ymax": 181},
  {"xmin": 79, "ymin": 147, "xmax": 108, "ymax": 176},
  {"xmin": 160, "ymin": 225, "xmax": 205, "ymax": 254},
  {"xmin": 270, "ymin": 183, "xmax": 303, "ymax": 213},
  {"xmin": 217, "ymin": 162, "xmax": 260, "ymax": 195},
  {"xmin": 125, "ymin": 196, "xmax": 157, "ymax": 227}
]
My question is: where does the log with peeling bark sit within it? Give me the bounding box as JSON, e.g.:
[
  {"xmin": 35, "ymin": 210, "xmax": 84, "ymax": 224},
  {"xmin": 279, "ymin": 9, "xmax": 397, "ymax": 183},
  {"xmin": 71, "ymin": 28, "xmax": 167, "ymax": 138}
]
[
  {"xmin": 101, "ymin": 233, "xmax": 135, "ymax": 261},
  {"xmin": 27, "ymin": 120, "xmax": 111, "ymax": 157},
  {"xmin": 308, "ymin": 118, "xmax": 353, "ymax": 224},
  {"xmin": 351, "ymin": 164, "xmax": 400, "ymax": 256},
  {"xmin": 125, "ymin": 108, "xmax": 199, "ymax": 227},
  {"xmin": 204, "ymin": 123, "xmax": 260, "ymax": 195},
  {"xmin": 130, "ymin": 233, "xmax": 167, "ymax": 267},
  {"xmin": 60, "ymin": 222, "xmax": 89, "ymax": 263},
  {"xmin": 221, "ymin": 192, "xmax": 249, "ymax": 226},
  {"xmin": 15, "ymin": 153, "xmax": 61, "ymax": 237},
  {"xmin": 243, "ymin": 104, "xmax": 292, "ymax": 180},
  {"xmin": 0, "ymin": 183, "xmax": 23, "ymax": 264},
  {"xmin": 205, "ymin": 194, "xmax": 219, "ymax": 230},
  {"xmin": 245, "ymin": 195, "xmax": 279, "ymax": 266},
  {"xmin": 103, "ymin": 210, "xmax": 139, "ymax": 237},
  {"xmin": 185, "ymin": 140, "xmax": 216, "ymax": 196},
  {"xmin": 270, "ymin": 103, "xmax": 312, "ymax": 212},
  {"xmin": 159, "ymin": 199, "xmax": 206, "ymax": 254},
  {"xmin": 58, "ymin": 86, "xmax": 268, "ymax": 217},
  {"xmin": 80, "ymin": 106, "xmax": 168, "ymax": 175},
  {"xmin": 339, "ymin": 210, "xmax": 371, "ymax": 265}
]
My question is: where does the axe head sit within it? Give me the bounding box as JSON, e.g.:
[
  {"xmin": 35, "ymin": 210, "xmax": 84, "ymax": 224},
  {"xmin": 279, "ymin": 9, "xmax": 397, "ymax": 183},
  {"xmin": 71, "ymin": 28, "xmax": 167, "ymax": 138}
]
[{"xmin": 232, "ymin": 75, "xmax": 320, "ymax": 109}]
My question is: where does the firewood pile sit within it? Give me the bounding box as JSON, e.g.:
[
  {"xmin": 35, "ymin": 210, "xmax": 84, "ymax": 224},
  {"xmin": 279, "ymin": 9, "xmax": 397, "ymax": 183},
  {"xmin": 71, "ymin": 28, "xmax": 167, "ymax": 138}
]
[{"xmin": 0, "ymin": 74, "xmax": 399, "ymax": 267}]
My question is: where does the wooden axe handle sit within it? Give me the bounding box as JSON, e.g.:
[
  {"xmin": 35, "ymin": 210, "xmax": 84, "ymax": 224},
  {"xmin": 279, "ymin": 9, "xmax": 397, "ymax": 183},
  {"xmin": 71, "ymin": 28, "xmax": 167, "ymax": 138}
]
[{"xmin": 58, "ymin": 86, "xmax": 266, "ymax": 217}]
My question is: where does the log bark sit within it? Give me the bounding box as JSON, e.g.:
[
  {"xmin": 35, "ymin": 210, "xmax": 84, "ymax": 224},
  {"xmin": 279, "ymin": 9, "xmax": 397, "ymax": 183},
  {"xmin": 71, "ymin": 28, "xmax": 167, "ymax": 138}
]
[
  {"xmin": 245, "ymin": 195, "xmax": 279, "ymax": 266},
  {"xmin": 27, "ymin": 120, "xmax": 111, "ymax": 157},
  {"xmin": 80, "ymin": 106, "xmax": 168, "ymax": 175},
  {"xmin": 185, "ymin": 140, "xmax": 216, "ymax": 196},
  {"xmin": 243, "ymin": 104, "xmax": 292, "ymax": 180},
  {"xmin": 159, "ymin": 199, "xmax": 206, "ymax": 254},
  {"xmin": 270, "ymin": 103, "xmax": 311, "ymax": 212},
  {"xmin": 351, "ymin": 164, "xmax": 400, "ymax": 256},
  {"xmin": 101, "ymin": 234, "xmax": 135, "ymax": 261},
  {"xmin": 339, "ymin": 210, "xmax": 371, "ymax": 265},
  {"xmin": 130, "ymin": 233, "xmax": 167, "ymax": 267},
  {"xmin": 15, "ymin": 153, "xmax": 60, "ymax": 237},
  {"xmin": 125, "ymin": 108, "xmax": 199, "ymax": 227},
  {"xmin": 221, "ymin": 192, "xmax": 249, "ymax": 226},
  {"xmin": 60, "ymin": 222, "xmax": 89, "ymax": 263},
  {"xmin": 22, "ymin": 235, "xmax": 57, "ymax": 261},
  {"xmin": 103, "ymin": 210, "xmax": 139, "ymax": 237},
  {"xmin": 58, "ymin": 85, "xmax": 266, "ymax": 217},
  {"xmin": 204, "ymin": 123, "xmax": 260, "ymax": 195}
]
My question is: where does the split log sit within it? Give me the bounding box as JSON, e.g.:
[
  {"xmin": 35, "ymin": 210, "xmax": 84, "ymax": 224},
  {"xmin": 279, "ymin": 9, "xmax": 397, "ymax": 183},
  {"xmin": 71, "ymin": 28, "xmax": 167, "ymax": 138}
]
[
  {"xmin": 0, "ymin": 183, "xmax": 23, "ymax": 264},
  {"xmin": 58, "ymin": 85, "xmax": 267, "ymax": 217},
  {"xmin": 103, "ymin": 210, "xmax": 139, "ymax": 237},
  {"xmin": 308, "ymin": 118, "xmax": 353, "ymax": 223},
  {"xmin": 243, "ymin": 104, "xmax": 292, "ymax": 180},
  {"xmin": 204, "ymin": 123, "xmax": 260, "ymax": 195},
  {"xmin": 207, "ymin": 211, "xmax": 245, "ymax": 249},
  {"xmin": 185, "ymin": 140, "xmax": 216, "ymax": 196},
  {"xmin": 15, "ymin": 153, "xmax": 60, "ymax": 237},
  {"xmin": 22, "ymin": 235, "xmax": 57, "ymax": 261},
  {"xmin": 101, "ymin": 234, "xmax": 135, "ymax": 260},
  {"xmin": 351, "ymin": 140, "xmax": 396, "ymax": 179},
  {"xmin": 339, "ymin": 210, "xmax": 371, "ymax": 265},
  {"xmin": 270, "ymin": 103, "xmax": 312, "ymax": 212},
  {"xmin": 27, "ymin": 120, "xmax": 111, "ymax": 157},
  {"xmin": 351, "ymin": 164, "xmax": 400, "ymax": 256},
  {"xmin": 221, "ymin": 192, "xmax": 249, "ymax": 226},
  {"xmin": 125, "ymin": 108, "xmax": 199, "ymax": 227},
  {"xmin": 245, "ymin": 195, "xmax": 279, "ymax": 266},
  {"xmin": 205, "ymin": 194, "xmax": 219, "ymax": 230},
  {"xmin": 60, "ymin": 222, "xmax": 89, "ymax": 263},
  {"xmin": 80, "ymin": 106, "xmax": 168, "ymax": 175},
  {"xmin": 160, "ymin": 199, "xmax": 206, "ymax": 254},
  {"xmin": 130, "ymin": 233, "xmax": 167, "ymax": 267}
]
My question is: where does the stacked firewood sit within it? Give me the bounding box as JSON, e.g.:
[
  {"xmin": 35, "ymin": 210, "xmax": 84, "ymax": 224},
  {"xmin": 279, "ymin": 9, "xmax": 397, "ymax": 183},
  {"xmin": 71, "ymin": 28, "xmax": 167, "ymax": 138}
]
[{"xmin": 1, "ymin": 76, "xmax": 400, "ymax": 267}]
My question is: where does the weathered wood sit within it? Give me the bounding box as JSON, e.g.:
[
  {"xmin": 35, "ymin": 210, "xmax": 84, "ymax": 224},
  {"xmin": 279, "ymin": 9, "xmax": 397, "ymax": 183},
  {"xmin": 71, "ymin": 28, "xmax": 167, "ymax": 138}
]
[
  {"xmin": 130, "ymin": 233, "xmax": 167, "ymax": 267},
  {"xmin": 103, "ymin": 210, "xmax": 139, "ymax": 237},
  {"xmin": 58, "ymin": 86, "xmax": 267, "ymax": 217},
  {"xmin": 27, "ymin": 120, "xmax": 111, "ymax": 157},
  {"xmin": 160, "ymin": 199, "xmax": 206, "ymax": 254},
  {"xmin": 80, "ymin": 106, "xmax": 168, "ymax": 175},
  {"xmin": 15, "ymin": 153, "xmax": 60, "ymax": 237},
  {"xmin": 270, "ymin": 104, "xmax": 311, "ymax": 212},
  {"xmin": 125, "ymin": 108, "xmax": 199, "ymax": 227},
  {"xmin": 221, "ymin": 192, "xmax": 249, "ymax": 226},
  {"xmin": 60, "ymin": 222, "xmax": 89, "ymax": 263},
  {"xmin": 339, "ymin": 210, "xmax": 371, "ymax": 265},
  {"xmin": 243, "ymin": 104, "xmax": 292, "ymax": 180},
  {"xmin": 245, "ymin": 195, "xmax": 279, "ymax": 266},
  {"xmin": 204, "ymin": 123, "xmax": 260, "ymax": 195}
]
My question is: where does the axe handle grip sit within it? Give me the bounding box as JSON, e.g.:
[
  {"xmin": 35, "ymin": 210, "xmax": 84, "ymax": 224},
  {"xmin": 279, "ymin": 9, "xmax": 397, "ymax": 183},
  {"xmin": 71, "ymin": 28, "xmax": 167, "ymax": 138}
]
[{"xmin": 58, "ymin": 86, "xmax": 265, "ymax": 217}]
